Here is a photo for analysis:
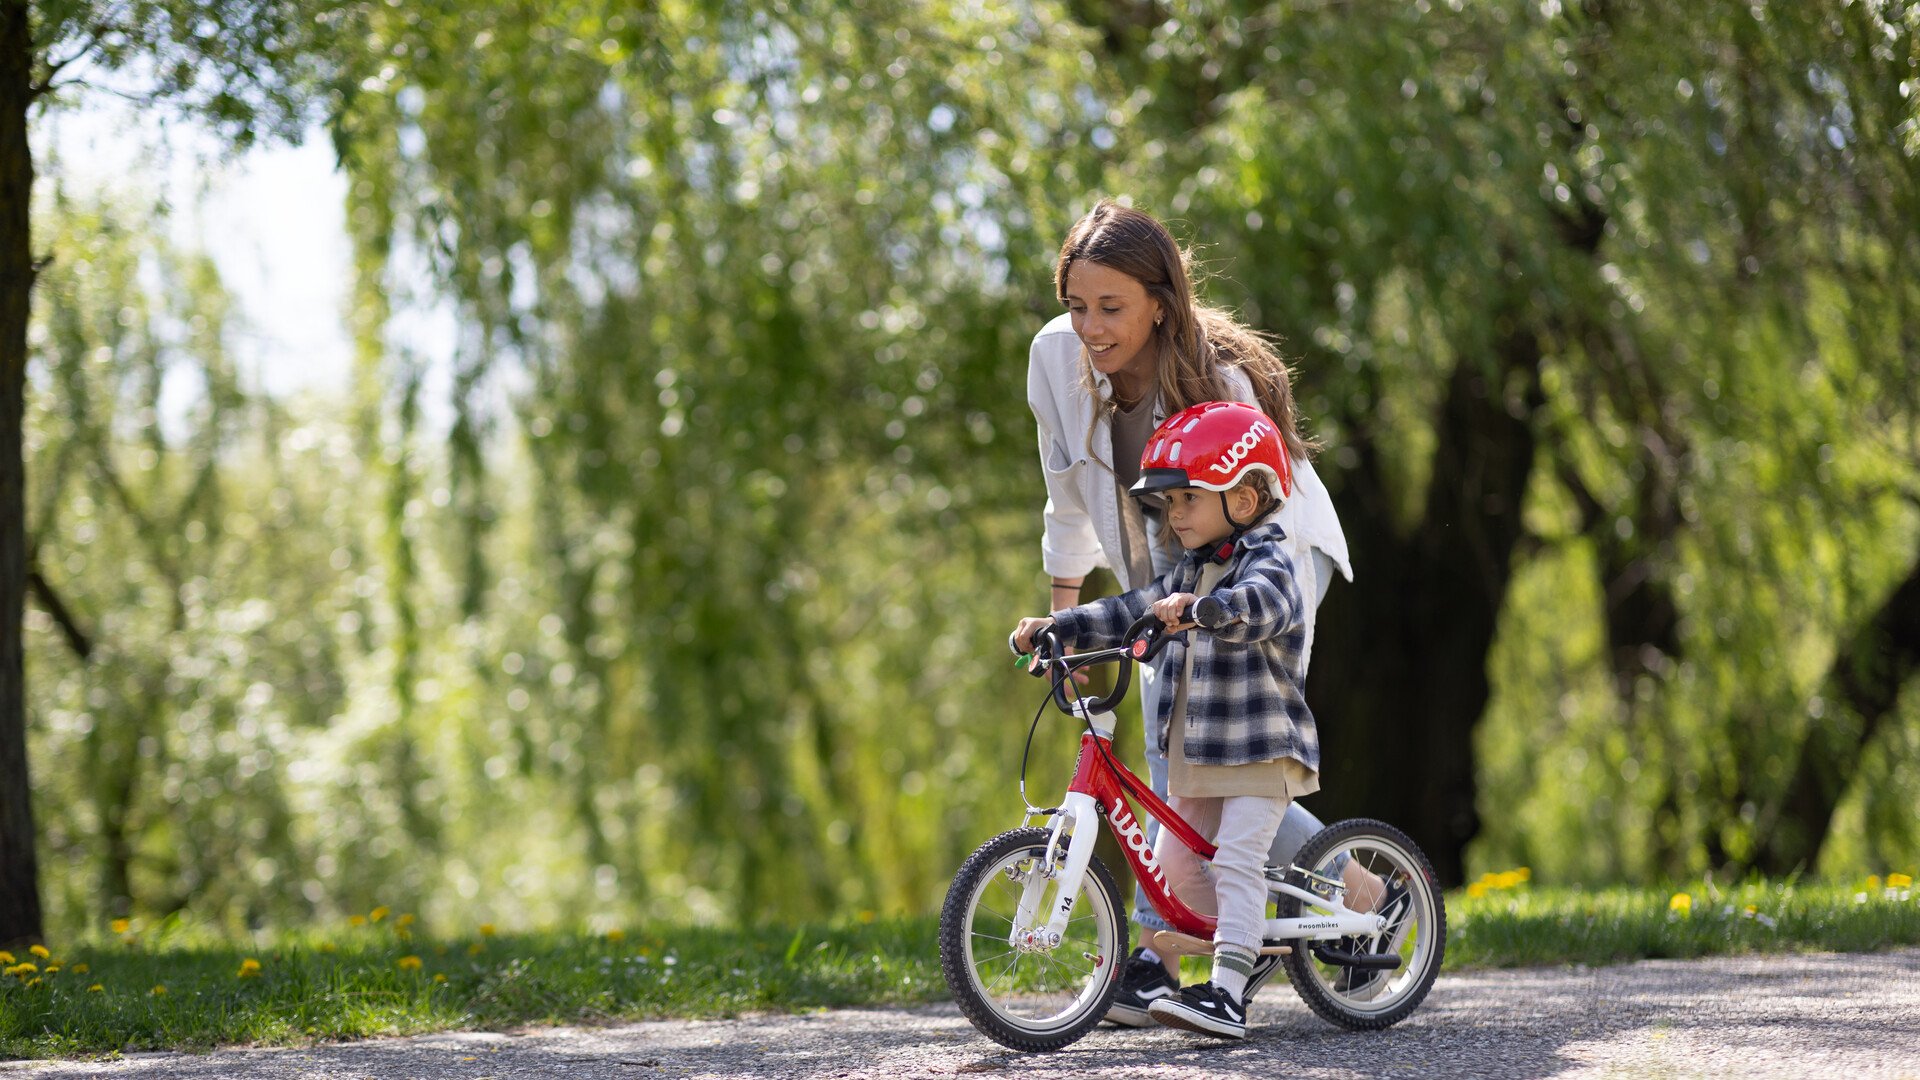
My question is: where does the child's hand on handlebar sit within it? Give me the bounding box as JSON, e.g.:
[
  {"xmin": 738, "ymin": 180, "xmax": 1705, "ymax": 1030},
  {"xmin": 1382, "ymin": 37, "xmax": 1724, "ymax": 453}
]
[
  {"xmin": 1009, "ymin": 616, "xmax": 1091, "ymax": 683},
  {"xmin": 1150, "ymin": 592, "xmax": 1200, "ymax": 633},
  {"xmin": 1010, "ymin": 617, "xmax": 1055, "ymax": 655}
]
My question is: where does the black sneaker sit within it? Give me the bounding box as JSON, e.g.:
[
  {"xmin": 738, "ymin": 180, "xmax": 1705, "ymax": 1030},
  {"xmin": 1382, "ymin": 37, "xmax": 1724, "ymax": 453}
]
[
  {"xmin": 1103, "ymin": 949, "xmax": 1180, "ymax": 1027},
  {"xmin": 1335, "ymin": 876, "xmax": 1413, "ymax": 994},
  {"xmin": 1147, "ymin": 981, "xmax": 1248, "ymax": 1038},
  {"xmin": 1242, "ymin": 950, "xmax": 1284, "ymax": 1001}
]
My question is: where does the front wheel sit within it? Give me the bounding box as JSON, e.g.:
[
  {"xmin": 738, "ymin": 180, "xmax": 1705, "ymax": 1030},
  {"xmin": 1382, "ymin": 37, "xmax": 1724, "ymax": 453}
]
[
  {"xmin": 1277, "ymin": 818, "xmax": 1446, "ymax": 1030},
  {"xmin": 938, "ymin": 827, "xmax": 1127, "ymax": 1051}
]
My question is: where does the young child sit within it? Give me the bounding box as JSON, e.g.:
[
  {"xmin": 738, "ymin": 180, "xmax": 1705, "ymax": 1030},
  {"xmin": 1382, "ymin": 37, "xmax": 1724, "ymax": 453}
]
[{"xmin": 1011, "ymin": 400, "xmax": 1317, "ymax": 1039}]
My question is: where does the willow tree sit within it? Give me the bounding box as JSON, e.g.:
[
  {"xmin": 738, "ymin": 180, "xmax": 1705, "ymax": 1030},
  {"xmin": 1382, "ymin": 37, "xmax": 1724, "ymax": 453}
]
[
  {"xmin": 339, "ymin": 0, "xmax": 1920, "ymax": 905},
  {"xmin": 331, "ymin": 1, "xmax": 1117, "ymax": 918},
  {"xmin": 1067, "ymin": 0, "xmax": 1920, "ymax": 880},
  {"xmin": 1, "ymin": 0, "xmax": 359, "ymax": 947}
]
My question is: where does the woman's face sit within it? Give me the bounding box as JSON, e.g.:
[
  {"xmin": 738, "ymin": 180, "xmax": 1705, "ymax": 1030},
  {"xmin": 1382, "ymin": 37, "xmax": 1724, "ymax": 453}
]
[{"xmin": 1063, "ymin": 260, "xmax": 1162, "ymax": 390}]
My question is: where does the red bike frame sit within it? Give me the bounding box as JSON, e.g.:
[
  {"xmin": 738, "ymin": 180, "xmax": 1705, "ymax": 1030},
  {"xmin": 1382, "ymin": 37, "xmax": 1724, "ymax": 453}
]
[{"xmin": 1066, "ymin": 731, "xmax": 1219, "ymax": 939}]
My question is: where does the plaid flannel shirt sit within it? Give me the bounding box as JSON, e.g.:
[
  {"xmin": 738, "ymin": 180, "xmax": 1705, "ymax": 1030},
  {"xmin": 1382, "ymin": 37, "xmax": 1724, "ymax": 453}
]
[{"xmin": 1048, "ymin": 521, "xmax": 1318, "ymax": 770}]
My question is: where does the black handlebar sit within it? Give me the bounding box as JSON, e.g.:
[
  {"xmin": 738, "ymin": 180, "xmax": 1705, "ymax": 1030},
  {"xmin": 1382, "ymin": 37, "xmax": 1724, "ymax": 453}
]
[
  {"xmin": 1016, "ymin": 610, "xmax": 1215, "ymax": 718},
  {"xmin": 1024, "ymin": 629, "xmax": 1135, "ymax": 716}
]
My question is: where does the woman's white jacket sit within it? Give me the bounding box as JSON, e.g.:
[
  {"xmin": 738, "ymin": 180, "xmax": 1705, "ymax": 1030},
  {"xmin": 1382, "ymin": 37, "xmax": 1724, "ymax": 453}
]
[{"xmin": 1027, "ymin": 312, "xmax": 1353, "ymax": 594}]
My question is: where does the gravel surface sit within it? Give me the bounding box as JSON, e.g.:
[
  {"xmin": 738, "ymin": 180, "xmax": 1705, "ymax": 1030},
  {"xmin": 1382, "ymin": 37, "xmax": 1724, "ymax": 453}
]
[{"xmin": 5, "ymin": 948, "xmax": 1918, "ymax": 1079}]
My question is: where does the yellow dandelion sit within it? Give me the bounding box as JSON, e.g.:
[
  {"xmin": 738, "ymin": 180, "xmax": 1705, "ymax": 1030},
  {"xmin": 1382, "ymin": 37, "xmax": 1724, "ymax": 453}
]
[
  {"xmin": 349, "ymin": 915, "xmax": 367, "ymax": 927},
  {"xmin": 151, "ymin": 984, "xmax": 167, "ymax": 996},
  {"xmin": 479, "ymin": 923, "xmax": 497, "ymax": 937},
  {"xmin": 433, "ymin": 973, "xmax": 448, "ymax": 984},
  {"xmin": 1889, "ymin": 873, "xmax": 1913, "ymax": 889},
  {"xmin": 1466, "ymin": 882, "xmax": 1488, "ymax": 899},
  {"xmin": 1867, "ymin": 875, "xmax": 1881, "ymax": 891},
  {"xmin": 28, "ymin": 945, "xmax": 49, "ymax": 959},
  {"xmin": 605, "ymin": 929, "xmax": 626, "ymax": 943},
  {"xmin": 88, "ymin": 984, "xmax": 104, "ymax": 993},
  {"xmin": 467, "ymin": 942, "xmax": 485, "ymax": 956},
  {"xmin": 370, "ymin": 906, "xmax": 391, "ymax": 923},
  {"xmin": 396, "ymin": 955, "xmax": 423, "ymax": 971},
  {"xmin": 44, "ymin": 964, "xmax": 60, "ymax": 973},
  {"xmin": 1669, "ymin": 893, "xmax": 1692, "ymax": 916},
  {"xmin": 237, "ymin": 958, "xmax": 263, "ymax": 979},
  {"xmin": 70, "ymin": 963, "xmax": 88, "ymax": 975},
  {"xmin": 24, "ymin": 977, "xmax": 39, "ymax": 988},
  {"xmin": 396, "ymin": 913, "xmax": 416, "ymax": 928},
  {"xmin": 8, "ymin": 962, "xmax": 38, "ymax": 977},
  {"xmin": 1516, "ymin": 867, "xmax": 1532, "ymax": 882},
  {"xmin": 0, "ymin": 951, "xmax": 11, "ymax": 964},
  {"xmin": 110, "ymin": 919, "xmax": 130, "ymax": 935}
]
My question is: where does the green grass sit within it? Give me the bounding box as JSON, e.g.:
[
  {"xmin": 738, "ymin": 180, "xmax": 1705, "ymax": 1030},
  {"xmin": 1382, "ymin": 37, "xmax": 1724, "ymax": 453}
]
[
  {"xmin": 1445, "ymin": 876, "xmax": 1920, "ymax": 968},
  {"xmin": 0, "ymin": 916, "xmax": 949, "ymax": 1059},
  {"xmin": 4, "ymin": 878, "xmax": 1915, "ymax": 1059}
]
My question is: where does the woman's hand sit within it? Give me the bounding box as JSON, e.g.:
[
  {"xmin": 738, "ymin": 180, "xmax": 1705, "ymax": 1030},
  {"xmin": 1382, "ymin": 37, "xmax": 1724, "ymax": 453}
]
[{"xmin": 1151, "ymin": 592, "xmax": 1199, "ymax": 633}]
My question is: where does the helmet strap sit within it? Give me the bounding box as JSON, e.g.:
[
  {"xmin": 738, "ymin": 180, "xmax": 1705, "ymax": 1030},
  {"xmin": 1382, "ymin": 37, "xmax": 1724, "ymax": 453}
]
[
  {"xmin": 1202, "ymin": 492, "xmax": 1251, "ymax": 565},
  {"xmin": 1220, "ymin": 490, "xmax": 1255, "ymax": 531},
  {"xmin": 1210, "ymin": 488, "xmax": 1279, "ymax": 564}
]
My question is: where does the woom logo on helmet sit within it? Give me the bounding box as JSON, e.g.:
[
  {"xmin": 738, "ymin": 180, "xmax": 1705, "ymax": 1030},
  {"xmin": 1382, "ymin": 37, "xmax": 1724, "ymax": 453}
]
[{"xmin": 1205, "ymin": 419, "xmax": 1275, "ymax": 478}]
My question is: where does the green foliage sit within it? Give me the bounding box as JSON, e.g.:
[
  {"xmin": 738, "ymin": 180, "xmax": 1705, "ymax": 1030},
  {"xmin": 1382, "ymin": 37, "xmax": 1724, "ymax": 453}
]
[
  {"xmin": 20, "ymin": 0, "xmax": 1920, "ymax": 935},
  {"xmin": 28, "ymin": 0, "xmax": 363, "ymax": 147}
]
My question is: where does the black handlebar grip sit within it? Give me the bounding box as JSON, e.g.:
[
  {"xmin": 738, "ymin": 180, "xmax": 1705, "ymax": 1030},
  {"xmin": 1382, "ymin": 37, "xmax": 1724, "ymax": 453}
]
[{"xmin": 1193, "ymin": 595, "xmax": 1231, "ymax": 630}]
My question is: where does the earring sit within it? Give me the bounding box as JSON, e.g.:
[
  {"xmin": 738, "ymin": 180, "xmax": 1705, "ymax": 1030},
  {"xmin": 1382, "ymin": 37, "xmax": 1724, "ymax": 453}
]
[{"xmin": 1154, "ymin": 315, "xmax": 1163, "ymax": 326}]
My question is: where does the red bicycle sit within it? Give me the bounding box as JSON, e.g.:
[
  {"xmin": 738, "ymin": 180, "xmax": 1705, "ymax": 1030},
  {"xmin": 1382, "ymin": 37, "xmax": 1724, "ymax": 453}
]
[{"xmin": 938, "ymin": 612, "xmax": 1446, "ymax": 1051}]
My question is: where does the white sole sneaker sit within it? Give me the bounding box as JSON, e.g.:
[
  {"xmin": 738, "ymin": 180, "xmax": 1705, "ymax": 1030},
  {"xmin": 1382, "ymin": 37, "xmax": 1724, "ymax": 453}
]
[{"xmin": 1147, "ymin": 991, "xmax": 1248, "ymax": 1038}]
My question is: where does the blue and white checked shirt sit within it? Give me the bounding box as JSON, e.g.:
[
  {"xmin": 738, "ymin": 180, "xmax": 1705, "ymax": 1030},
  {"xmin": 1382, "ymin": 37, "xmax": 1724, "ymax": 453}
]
[{"xmin": 1048, "ymin": 521, "xmax": 1318, "ymax": 770}]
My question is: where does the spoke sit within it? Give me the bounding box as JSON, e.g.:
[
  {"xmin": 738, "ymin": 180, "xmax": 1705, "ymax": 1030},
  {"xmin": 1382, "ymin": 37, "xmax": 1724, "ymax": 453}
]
[
  {"xmin": 1033, "ymin": 949, "xmax": 1093, "ymax": 988},
  {"xmin": 971, "ymin": 944, "xmax": 1017, "ymax": 967},
  {"xmin": 986, "ymin": 952, "xmax": 1021, "ymax": 999},
  {"xmin": 976, "ymin": 900, "xmax": 1018, "ymax": 924},
  {"xmin": 972, "ymin": 907, "xmax": 1016, "ymax": 935}
]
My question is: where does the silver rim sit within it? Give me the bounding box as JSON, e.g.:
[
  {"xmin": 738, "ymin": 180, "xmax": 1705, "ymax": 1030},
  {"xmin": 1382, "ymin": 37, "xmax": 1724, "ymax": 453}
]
[
  {"xmin": 959, "ymin": 842, "xmax": 1121, "ymax": 1033},
  {"xmin": 1294, "ymin": 834, "xmax": 1439, "ymax": 1016}
]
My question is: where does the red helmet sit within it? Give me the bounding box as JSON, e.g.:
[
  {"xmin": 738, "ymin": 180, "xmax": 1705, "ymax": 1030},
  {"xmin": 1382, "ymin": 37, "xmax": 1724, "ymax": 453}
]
[{"xmin": 1129, "ymin": 401, "xmax": 1292, "ymax": 500}]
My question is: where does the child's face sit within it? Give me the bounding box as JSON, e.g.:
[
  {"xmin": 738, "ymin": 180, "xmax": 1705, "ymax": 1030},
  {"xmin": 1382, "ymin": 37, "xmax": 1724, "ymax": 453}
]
[
  {"xmin": 1063, "ymin": 260, "xmax": 1161, "ymax": 389},
  {"xmin": 1163, "ymin": 487, "xmax": 1249, "ymax": 550}
]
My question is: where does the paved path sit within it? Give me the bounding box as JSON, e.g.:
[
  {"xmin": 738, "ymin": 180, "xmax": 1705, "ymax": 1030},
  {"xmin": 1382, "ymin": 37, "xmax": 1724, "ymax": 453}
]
[{"xmin": 5, "ymin": 948, "xmax": 1918, "ymax": 1078}]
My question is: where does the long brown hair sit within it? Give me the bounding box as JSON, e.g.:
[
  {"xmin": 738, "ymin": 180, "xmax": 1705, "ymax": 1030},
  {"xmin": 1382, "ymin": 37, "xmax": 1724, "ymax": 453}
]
[{"xmin": 1053, "ymin": 199, "xmax": 1317, "ymax": 461}]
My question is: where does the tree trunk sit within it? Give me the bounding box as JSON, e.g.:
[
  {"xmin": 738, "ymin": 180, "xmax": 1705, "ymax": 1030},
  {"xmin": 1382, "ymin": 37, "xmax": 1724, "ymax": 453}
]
[
  {"xmin": 1310, "ymin": 320, "xmax": 1544, "ymax": 885},
  {"xmin": 0, "ymin": 0, "xmax": 45, "ymax": 949},
  {"xmin": 1753, "ymin": 554, "xmax": 1920, "ymax": 876}
]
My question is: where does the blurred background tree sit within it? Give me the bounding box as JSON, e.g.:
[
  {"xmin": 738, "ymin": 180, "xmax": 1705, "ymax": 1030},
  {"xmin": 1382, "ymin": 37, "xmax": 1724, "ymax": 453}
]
[
  {"xmin": 4, "ymin": 0, "xmax": 361, "ymax": 947},
  {"xmin": 13, "ymin": 0, "xmax": 1919, "ymax": 938}
]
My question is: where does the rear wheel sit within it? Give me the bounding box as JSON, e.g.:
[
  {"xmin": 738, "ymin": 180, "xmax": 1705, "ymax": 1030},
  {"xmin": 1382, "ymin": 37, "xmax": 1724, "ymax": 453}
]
[
  {"xmin": 1276, "ymin": 818, "xmax": 1445, "ymax": 1030},
  {"xmin": 938, "ymin": 827, "xmax": 1127, "ymax": 1051}
]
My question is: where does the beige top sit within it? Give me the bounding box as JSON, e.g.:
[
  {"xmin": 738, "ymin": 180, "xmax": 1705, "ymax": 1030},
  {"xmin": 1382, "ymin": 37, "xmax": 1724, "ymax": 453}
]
[{"xmin": 1167, "ymin": 562, "xmax": 1322, "ymax": 800}]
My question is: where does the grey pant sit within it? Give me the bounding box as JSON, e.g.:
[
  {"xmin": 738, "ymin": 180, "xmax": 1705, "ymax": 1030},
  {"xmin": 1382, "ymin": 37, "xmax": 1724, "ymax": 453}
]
[
  {"xmin": 1131, "ymin": 549, "xmax": 1337, "ymax": 935},
  {"xmin": 1153, "ymin": 794, "xmax": 1291, "ymax": 953}
]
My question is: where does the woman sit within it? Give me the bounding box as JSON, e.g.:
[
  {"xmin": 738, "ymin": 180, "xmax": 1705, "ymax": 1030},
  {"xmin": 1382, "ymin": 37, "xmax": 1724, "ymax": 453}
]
[{"xmin": 1027, "ymin": 200, "xmax": 1356, "ymax": 1024}]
